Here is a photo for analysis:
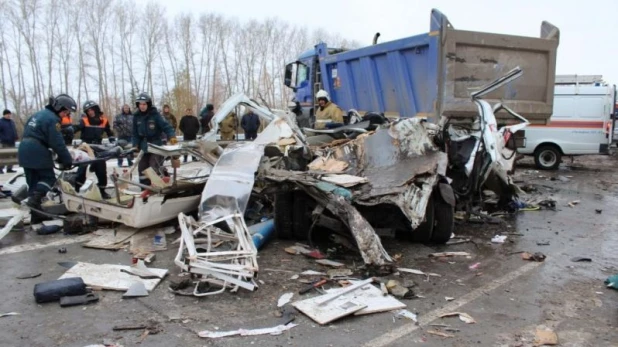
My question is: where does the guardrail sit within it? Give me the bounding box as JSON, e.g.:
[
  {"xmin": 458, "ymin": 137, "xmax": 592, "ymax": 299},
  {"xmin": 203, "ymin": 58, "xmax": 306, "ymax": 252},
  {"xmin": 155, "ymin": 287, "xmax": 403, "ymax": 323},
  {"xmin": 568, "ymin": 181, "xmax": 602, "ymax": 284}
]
[{"xmin": 0, "ymin": 148, "xmax": 18, "ymax": 166}]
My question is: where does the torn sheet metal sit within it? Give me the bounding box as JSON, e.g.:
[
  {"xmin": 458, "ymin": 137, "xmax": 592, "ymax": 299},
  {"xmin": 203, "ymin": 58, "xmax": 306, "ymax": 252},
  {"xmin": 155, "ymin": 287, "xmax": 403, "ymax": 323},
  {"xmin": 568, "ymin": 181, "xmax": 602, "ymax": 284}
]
[{"xmin": 199, "ymin": 114, "xmax": 301, "ymax": 223}]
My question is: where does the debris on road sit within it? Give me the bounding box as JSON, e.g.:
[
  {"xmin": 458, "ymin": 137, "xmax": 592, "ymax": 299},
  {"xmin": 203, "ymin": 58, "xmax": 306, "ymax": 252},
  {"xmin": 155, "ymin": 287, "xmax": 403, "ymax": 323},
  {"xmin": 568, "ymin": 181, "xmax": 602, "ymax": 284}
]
[
  {"xmin": 197, "ymin": 323, "xmax": 297, "ymax": 338},
  {"xmin": 123, "ymin": 282, "xmax": 149, "ymax": 298},
  {"xmin": 398, "ymin": 267, "xmax": 442, "ymax": 277},
  {"xmin": 536, "ymin": 241, "xmax": 550, "ymax": 246},
  {"xmin": 396, "ymin": 309, "xmax": 418, "ymax": 322},
  {"xmin": 299, "ymin": 279, "xmax": 328, "ymax": 294},
  {"xmin": 605, "ymin": 274, "xmax": 618, "ymax": 290},
  {"xmin": 58, "ymin": 247, "xmax": 67, "ymax": 254},
  {"xmin": 595, "ymin": 209, "xmax": 602, "ymax": 214},
  {"xmin": 277, "ymin": 292, "xmax": 294, "ymax": 307},
  {"xmin": 468, "ymin": 263, "xmax": 481, "ymax": 270},
  {"xmin": 445, "ymin": 296, "xmax": 455, "ymax": 301},
  {"xmin": 428, "ymin": 330, "xmax": 455, "ymax": 338},
  {"xmin": 521, "ymin": 252, "xmax": 546, "ymax": 262},
  {"xmin": 327, "ymin": 268, "xmax": 353, "ymax": 278},
  {"xmin": 0, "ymin": 209, "xmax": 26, "ymax": 241},
  {"xmin": 293, "ymin": 279, "xmax": 406, "ymax": 324},
  {"xmin": 59, "ymin": 293, "xmax": 100, "ymax": 307},
  {"xmin": 83, "ymin": 228, "xmax": 139, "ymax": 250},
  {"xmin": 534, "ymin": 328, "xmax": 558, "ymax": 346},
  {"xmin": 567, "ymin": 200, "xmax": 580, "ymax": 208},
  {"xmin": 386, "ymin": 280, "xmax": 411, "ymax": 299},
  {"xmin": 33, "ymin": 277, "xmax": 88, "ymax": 303},
  {"xmin": 491, "ymin": 235, "xmax": 507, "ymax": 244},
  {"xmin": 58, "ymin": 261, "xmax": 167, "ymax": 292},
  {"xmin": 315, "ymin": 259, "xmax": 345, "ymax": 268},
  {"xmin": 570, "ymin": 257, "xmax": 592, "ymax": 262},
  {"xmin": 0, "ymin": 312, "xmax": 20, "ymax": 318},
  {"xmin": 439, "ymin": 312, "xmax": 476, "ymax": 324},
  {"xmin": 429, "ymin": 252, "xmax": 471, "ymax": 258},
  {"xmin": 16, "ymin": 273, "xmax": 41, "ymax": 279}
]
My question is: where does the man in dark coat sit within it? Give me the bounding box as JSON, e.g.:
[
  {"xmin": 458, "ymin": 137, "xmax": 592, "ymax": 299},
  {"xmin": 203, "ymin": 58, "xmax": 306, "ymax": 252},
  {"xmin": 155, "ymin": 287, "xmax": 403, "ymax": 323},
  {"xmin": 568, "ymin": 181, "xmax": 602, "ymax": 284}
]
[
  {"xmin": 178, "ymin": 107, "xmax": 200, "ymax": 162},
  {"xmin": 132, "ymin": 93, "xmax": 178, "ymax": 187},
  {"xmin": 73, "ymin": 100, "xmax": 115, "ymax": 199},
  {"xmin": 18, "ymin": 94, "xmax": 75, "ymax": 223},
  {"xmin": 0, "ymin": 109, "xmax": 19, "ymax": 173},
  {"xmin": 241, "ymin": 109, "xmax": 260, "ymax": 141}
]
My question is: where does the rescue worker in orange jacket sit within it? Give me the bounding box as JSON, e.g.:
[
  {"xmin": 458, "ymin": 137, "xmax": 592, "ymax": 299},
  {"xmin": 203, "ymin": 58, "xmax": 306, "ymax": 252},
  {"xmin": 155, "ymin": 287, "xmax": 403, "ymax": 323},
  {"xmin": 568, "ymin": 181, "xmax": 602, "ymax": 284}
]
[
  {"xmin": 73, "ymin": 100, "xmax": 115, "ymax": 199},
  {"xmin": 60, "ymin": 113, "xmax": 74, "ymax": 145}
]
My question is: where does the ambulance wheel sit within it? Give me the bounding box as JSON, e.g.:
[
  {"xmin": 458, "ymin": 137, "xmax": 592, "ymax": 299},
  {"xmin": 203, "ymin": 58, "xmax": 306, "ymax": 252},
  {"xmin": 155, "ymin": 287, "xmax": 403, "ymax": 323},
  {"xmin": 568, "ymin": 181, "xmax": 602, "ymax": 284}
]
[{"xmin": 534, "ymin": 145, "xmax": 561, "ymax": 170}]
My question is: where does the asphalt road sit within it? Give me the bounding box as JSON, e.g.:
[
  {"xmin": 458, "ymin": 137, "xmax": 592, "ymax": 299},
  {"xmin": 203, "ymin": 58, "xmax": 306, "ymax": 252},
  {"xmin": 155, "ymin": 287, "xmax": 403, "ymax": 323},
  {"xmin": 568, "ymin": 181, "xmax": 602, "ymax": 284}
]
[{"xmin": 0, "ymin": 155, "xmax": 617, "ymax": 347}]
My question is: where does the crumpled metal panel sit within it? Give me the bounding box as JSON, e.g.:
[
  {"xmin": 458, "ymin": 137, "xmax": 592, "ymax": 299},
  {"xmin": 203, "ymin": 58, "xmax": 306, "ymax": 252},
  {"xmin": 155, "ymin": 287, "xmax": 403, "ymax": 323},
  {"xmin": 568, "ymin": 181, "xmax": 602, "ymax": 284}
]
[{"xmin": 199, "ymin": 112, "xmax": 298, "ymax": 223}]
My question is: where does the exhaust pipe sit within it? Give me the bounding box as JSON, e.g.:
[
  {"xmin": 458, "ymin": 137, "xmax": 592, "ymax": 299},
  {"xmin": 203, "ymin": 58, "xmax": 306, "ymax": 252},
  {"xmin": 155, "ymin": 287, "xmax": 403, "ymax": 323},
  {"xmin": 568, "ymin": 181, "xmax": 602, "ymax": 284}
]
[{"xmin": 373, "ymin": 32, "xmax": 381, "ymax": 45}]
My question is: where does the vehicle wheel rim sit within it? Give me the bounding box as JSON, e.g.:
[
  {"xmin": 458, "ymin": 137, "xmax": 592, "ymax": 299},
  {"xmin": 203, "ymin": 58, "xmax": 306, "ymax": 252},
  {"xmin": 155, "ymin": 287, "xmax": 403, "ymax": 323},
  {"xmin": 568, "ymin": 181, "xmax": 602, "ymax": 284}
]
[{"xmin": 539, "ymin": 150, "xmax": 557, "ymax": 167}]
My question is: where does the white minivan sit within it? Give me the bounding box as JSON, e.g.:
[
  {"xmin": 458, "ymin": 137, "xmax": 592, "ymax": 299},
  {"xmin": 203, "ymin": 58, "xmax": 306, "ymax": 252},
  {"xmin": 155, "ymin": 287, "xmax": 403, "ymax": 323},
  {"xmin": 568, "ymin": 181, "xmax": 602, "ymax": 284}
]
[{"xmin": 519, "ymin": 75, "xmax": 615, "ymax": 170}]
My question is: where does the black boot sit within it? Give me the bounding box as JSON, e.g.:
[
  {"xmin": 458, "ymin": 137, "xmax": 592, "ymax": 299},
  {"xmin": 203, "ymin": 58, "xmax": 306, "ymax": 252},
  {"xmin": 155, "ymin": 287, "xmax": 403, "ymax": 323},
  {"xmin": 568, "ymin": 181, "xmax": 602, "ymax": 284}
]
[
  {"xmin": 99, "ymin": 187, "xmax": 111, "ymax": 200},
  {"xmin": 26, "ymin": 191, "xmax": 50, "ymax": 224}
]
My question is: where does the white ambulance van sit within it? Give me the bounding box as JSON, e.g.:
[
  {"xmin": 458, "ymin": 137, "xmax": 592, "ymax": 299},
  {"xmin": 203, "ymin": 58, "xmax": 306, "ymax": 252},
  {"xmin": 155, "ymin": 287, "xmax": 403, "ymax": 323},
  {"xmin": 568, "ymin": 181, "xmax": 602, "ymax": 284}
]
[{"xmin": 519, "ymin": 75, "xmax": 615, "ymax": 170}]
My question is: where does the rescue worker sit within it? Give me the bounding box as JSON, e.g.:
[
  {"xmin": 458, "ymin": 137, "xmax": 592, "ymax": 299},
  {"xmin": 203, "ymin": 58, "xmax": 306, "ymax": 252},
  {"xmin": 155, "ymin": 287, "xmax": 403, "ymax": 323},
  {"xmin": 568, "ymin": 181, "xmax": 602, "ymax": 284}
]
[
  {"xmin": 59, "ymin": 111, "xmax": 74, "ymax": 145},
  {"xmin": 240, "ymin": 109, "xmax": 260, "ymax": 141},
  {"xmin": 314, "ymin": 89, "xmax": 344, "ymax": 130},
  {"xmin": 114, "ymin": 104, "xmax": 134, "ymax": 167},
  {"xmin": 18, "ymin": 94, "xmax": 75, "ymax": 224},
  {"xmin": 132, "ymin": 92, "xmax": 179, "ymax": 187},
  {"xmin": 73, "ymin": 100, "xmax": 115, "ymax": 199},
  {"xmin": 178, "ymin": 107, "xmax": 199, "ymax": 162},
  {"xmin": 219, "ymin": 112, "xmax": 237, "ymax": 141},
  {"xmin": 199, "ymin": 104, "xmax": 215, "ymax": 134}
]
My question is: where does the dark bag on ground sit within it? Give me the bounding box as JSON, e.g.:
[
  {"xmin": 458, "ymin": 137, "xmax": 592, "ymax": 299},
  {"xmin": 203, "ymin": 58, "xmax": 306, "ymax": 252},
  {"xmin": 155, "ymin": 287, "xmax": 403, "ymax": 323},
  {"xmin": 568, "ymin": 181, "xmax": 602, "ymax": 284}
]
[{"xmin": 33, "ymin": 277, "xmax": 87, "ymax": 303}]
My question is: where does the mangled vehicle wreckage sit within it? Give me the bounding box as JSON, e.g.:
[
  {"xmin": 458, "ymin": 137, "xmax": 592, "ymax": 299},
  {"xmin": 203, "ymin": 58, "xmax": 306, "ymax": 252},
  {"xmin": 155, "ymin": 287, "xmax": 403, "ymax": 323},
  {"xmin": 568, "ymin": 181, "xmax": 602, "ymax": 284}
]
[{"xmin": 172, "ymin": 69, "xmax": 531, "ymax": 297}]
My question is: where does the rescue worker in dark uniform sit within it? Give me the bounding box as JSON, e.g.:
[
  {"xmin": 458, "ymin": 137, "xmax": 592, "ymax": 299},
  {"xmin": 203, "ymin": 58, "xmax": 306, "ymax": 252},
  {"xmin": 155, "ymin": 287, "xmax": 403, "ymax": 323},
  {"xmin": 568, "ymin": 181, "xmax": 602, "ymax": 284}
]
[
  {"xmin": 73, "ymin": 100, "xmax": 115, "ymax": 199},
  {"xmin": 132, "ymin": 92, "xmax": 179, "ymax": 187},
  {"xmin": 18, "ymin": 94, "xmax": 76, "ymax": 224}
]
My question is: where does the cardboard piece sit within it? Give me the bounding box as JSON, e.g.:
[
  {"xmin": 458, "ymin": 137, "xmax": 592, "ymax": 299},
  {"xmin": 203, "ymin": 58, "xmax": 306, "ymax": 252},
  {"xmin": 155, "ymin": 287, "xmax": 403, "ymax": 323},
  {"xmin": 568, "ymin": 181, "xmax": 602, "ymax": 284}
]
[{"xmin": 83, "ymin": 228, "xmax": 140, "ymax": 250}]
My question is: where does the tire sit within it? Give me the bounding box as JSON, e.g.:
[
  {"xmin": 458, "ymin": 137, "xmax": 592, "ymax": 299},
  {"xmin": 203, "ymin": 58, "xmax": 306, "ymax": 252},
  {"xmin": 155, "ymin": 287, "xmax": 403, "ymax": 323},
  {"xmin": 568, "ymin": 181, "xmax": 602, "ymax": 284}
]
[
  {"xmin": 274, "ymin": 192, "xmax": 294, "ymax": 239},
  {"xmin": 534, "ymin": 145, "xmax": 561, "ymax": 170},
  {"xmin": 431, "ymin": 192, "xmax": 454, "ymax": 244},
  {"xmin": 292, "ymin": 191, "xmax": 314, "ymax": 240},
  {"xmin": 408, "ymin": 195, "xmax": 435, "ymax": 243}
]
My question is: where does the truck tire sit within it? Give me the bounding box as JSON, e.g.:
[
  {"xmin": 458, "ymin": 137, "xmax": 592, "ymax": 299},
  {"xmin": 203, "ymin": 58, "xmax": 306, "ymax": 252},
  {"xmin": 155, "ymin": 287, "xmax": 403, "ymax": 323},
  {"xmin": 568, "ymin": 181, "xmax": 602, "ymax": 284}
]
[
  {"xmin": 292, "ymin": 191, "xmax": 314, "ymax": 240},
  {"xmin": 534, "ymin": 145, "xmax": 561, "ymax": 170},
  {"xmin": 274, "ymin": 192, "xmax": 294, "ymax": 239},
  {"xmin": 430, "ymin": 192, "xmax": 454, "ymax": 244}
]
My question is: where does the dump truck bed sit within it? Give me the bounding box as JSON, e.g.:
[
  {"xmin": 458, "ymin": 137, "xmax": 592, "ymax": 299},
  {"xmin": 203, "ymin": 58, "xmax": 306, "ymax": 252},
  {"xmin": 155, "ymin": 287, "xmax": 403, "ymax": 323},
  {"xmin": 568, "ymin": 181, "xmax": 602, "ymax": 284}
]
[{"xmin": 319, "ymin": 9, "xmax": 559, "ymax": 125}]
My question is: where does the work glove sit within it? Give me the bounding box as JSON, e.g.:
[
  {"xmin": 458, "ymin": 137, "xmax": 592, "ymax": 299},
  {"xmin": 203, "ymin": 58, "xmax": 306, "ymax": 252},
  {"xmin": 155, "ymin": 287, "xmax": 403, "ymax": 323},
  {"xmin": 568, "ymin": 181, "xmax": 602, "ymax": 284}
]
[
  {"xmin": 169, "ymin": 137, "xmax": 178, "ymax": 145},
  {"xmin": 58, "ymin": 162, "xmax": 72, "ymax": 171}
]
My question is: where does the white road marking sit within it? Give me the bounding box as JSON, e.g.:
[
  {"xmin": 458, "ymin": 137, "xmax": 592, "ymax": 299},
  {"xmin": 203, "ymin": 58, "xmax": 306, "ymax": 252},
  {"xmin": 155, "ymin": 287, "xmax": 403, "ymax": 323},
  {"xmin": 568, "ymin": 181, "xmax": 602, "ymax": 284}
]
[
  {"xmin": 0, "ymin": 234, "xmax": 93, "ymax": 255},
  {"xmin": 364, "ymin": 261, "xmax": 543, "ymax": 347}
]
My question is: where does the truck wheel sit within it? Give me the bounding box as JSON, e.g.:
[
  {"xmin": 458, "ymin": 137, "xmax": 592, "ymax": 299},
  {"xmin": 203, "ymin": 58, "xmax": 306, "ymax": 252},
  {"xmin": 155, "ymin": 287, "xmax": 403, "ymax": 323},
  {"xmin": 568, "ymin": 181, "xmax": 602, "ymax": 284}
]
[
  {"xmin": 292, "ymin": 191, "xmax": 314, "ymax": 240},
  {"xmin": 274, "ymin": 192, "xmax": 294, "ymax": 239},
  {"xmin": 534, "ymin": 145, "xmax": 561, "ymax": 170},
  {"xmin": 409, "ymin": 195, "xmax": 435, "ymax": 243},
  {"xmin": 430, "ymin": 192, "xmax": 454, "ymax": 244}
]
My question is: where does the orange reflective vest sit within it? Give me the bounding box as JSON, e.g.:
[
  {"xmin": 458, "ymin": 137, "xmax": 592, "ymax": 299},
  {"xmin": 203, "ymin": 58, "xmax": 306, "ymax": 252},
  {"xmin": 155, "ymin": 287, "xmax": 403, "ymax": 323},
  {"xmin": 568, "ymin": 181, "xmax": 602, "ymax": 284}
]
[
  {"xmin": 82, "ymin": 116, "xmax": 108, "ymax": 128},
  {"xmin": 61, "ymin": 115, "xmax": 72, "ymax": 125}
]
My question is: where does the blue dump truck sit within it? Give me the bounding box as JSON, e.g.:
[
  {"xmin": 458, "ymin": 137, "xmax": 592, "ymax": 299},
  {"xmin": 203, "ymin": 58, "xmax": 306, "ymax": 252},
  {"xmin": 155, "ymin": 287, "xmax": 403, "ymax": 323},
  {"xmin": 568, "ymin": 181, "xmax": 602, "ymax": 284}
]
[
  {"xmin": 275, "ymin": 9, "xmax": 561, "ymax": 247},
  {"xmin": 285, "ymin": 8, "xmax": 560, "ymax": 126}
]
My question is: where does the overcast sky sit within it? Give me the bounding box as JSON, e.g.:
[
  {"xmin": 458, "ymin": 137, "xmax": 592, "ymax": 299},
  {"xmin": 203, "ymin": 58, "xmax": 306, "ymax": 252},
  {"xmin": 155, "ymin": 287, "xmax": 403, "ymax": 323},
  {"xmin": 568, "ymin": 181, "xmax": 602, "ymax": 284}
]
[{"xmin": 139, "ymin": 0, "xmax": 618, "ymax": 84}]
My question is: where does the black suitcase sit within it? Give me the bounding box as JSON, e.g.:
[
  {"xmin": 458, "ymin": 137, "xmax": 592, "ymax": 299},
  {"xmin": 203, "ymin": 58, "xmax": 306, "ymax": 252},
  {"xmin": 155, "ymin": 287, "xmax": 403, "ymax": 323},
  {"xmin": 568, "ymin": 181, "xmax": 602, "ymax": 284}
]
[{"xmin": 33, "ymin": 277, "xmax": 87, "ymax": 303}]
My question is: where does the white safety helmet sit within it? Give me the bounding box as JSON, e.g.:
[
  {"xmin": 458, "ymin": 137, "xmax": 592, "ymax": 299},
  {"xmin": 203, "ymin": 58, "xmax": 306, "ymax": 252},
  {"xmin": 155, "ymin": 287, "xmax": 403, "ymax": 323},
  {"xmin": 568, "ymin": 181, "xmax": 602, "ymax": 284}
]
[{"xmin": 316, "ymin": 89, "xmax": 330, "ymax": 102}]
